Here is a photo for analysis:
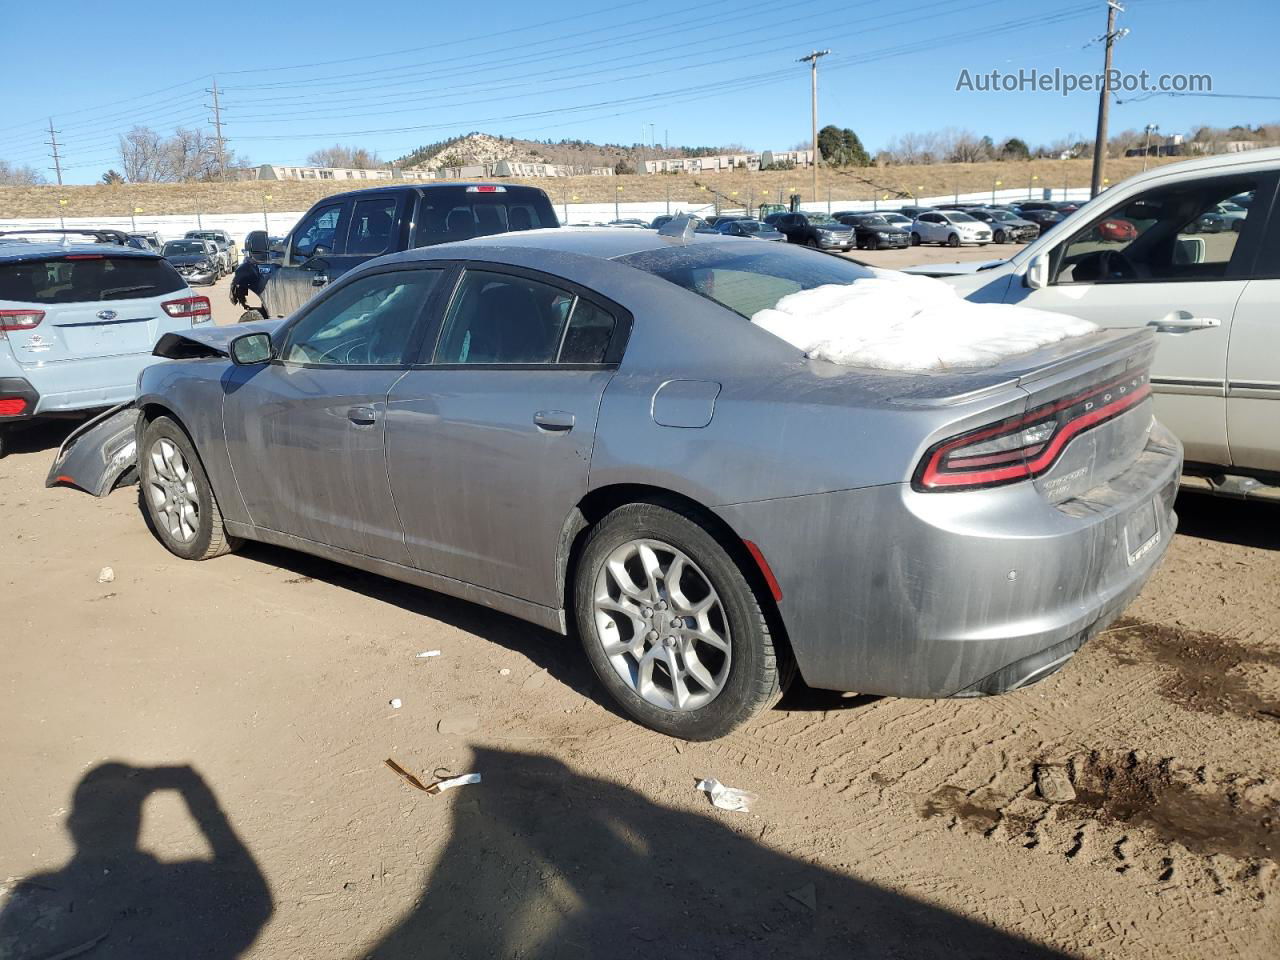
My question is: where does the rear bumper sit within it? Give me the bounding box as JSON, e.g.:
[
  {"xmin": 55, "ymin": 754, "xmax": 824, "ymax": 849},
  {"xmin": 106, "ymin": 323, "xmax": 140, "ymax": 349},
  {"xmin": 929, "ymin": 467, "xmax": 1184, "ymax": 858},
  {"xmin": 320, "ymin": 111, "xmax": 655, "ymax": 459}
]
[
  {"xmin": 17, "ymin": 353, "xmax": 159, "ymax": 416},
  {"xmin": 716, "ymin": 422, "xmax": 1182, "ymax": 698}
]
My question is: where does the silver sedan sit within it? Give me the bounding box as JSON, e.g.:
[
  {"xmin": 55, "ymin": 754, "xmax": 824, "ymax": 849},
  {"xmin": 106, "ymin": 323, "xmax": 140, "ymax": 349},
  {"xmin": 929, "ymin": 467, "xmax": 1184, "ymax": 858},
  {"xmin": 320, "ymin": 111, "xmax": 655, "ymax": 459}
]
[{"xmin": 53, "ymin": 228, "xmax": 1180, "ymax": 739}]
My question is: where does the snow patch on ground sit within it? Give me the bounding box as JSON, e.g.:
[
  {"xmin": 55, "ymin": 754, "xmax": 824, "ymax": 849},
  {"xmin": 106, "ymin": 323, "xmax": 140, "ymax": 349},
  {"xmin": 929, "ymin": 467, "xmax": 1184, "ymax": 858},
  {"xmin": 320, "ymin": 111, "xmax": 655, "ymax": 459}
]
[{"xmin": 752, "ymin": 268, "xmax": 1098, "ymax": 371}]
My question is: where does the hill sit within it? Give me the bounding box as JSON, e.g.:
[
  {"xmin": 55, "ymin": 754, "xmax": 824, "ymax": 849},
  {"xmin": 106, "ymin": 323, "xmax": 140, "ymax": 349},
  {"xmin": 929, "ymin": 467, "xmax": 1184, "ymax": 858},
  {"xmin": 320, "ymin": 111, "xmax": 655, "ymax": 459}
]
[{"xmin": 395, "ymin": 132, "xmax": 742, "ymax": 172}]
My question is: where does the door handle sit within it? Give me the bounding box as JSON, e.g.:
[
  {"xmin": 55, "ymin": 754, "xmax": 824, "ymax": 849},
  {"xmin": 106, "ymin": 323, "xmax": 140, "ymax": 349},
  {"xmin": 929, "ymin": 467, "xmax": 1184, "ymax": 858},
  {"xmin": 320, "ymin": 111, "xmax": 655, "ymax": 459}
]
[
  {"xmin": 1147, "ymin": 314, "xmax": 1221, "ymax": 332},
  {"xmin": 311, "ymin": 273, "xmax": 330, "ymax": 287},
  {"xmin": 347, "ymin": 406, "xmax": 377, "ymax": 425},
  {"xmin": 533, "ymin": 410, "xmax": 575, "ymax": 432}
]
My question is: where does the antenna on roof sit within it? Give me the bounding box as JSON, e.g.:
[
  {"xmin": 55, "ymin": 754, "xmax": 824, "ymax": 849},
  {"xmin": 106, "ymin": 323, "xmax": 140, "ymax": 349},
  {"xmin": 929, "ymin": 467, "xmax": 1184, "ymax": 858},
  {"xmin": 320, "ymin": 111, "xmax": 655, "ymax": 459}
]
[{"xmin": 657, "ymin": 214, "xmax": 698, "ymax": 243}]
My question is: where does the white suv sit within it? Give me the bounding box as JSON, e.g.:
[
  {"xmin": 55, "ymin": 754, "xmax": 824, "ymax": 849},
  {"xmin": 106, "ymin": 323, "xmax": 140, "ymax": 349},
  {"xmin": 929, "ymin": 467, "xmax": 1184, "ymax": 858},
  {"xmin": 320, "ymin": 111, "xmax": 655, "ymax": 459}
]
[
  {"xmin": 906, "ymin": 147, "xmax": 1280, "ymax": 499},
  {"xmin": 910, "ymin": 210, "xmax": 992, "ymax": 247}
]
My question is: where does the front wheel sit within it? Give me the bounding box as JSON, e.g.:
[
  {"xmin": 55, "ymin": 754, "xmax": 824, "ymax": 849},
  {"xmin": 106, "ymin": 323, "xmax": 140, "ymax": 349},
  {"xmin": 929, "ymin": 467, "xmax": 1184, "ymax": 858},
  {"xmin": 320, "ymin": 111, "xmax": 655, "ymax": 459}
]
[
  {"xmin": 139, "ymin": 416, "xmax": 239, "ymax": 561},
  {"xmin": 574, "ymin": 503, "xmax": 790, "ymax": 740},
  {"xmin": 910, "ymin": 232, "xmax": 921, "ymax": 246},
  {"xmin": 947, "ymin": 233, "xmax": 961, "ymax": 247},
  {"xmin": 994, "ymin": 229, "xmax": 1007, "ymax": 244},
  {"xmin": 806, "ymin": 238, "xmax": 818, "ymax": 248}
]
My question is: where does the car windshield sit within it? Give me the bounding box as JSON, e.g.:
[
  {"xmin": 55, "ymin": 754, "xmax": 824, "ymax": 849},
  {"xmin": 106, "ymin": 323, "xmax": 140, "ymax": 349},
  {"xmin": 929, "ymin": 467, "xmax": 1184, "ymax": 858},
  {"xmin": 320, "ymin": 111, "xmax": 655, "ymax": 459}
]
[
  {"xmin": 883, "ymin": 214, "xmax": 910, "ymax": 223},
  {"xmin": 807, "ymin": 214, "xmax": 838, "ymax": 225},
  {"xmin": 859, "ymin": 215, "xmax": 888, "ymax": 225},
  {"xmin": 734, "ymin": 221, "xmax": 766, "ymax": 233},
  {"xmin": 989, "ymin": 210, "xmax": 1016, "ymax": 221},
  {"xmin": 618, "ymin": 243, "xmax": 875, "ymax": 319},
  {"xmin": 164, "ymin": 241, "xmax": 206, "ymax": 255},
  {"xmin": 0, "ymin": 255, "xmax": 184, "ymax": 304},
  {"xmin": 948, "ymin": 212, "xmax": 977, "ymax": 222},
  {"xmin": 187, "ymin": 233, "xmax": 219, "ymax": 241}
]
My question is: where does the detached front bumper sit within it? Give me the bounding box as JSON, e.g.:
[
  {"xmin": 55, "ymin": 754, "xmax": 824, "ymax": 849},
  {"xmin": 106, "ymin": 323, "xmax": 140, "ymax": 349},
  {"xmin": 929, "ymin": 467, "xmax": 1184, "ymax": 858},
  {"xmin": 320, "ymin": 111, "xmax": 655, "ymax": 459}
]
[
  {"xmin": 46, "ymin": 402, "xmax": 140, "ymax": 496},
  {"xmin": 717, "ymin": 423, "xmax": 1182, "ymax": 699}
]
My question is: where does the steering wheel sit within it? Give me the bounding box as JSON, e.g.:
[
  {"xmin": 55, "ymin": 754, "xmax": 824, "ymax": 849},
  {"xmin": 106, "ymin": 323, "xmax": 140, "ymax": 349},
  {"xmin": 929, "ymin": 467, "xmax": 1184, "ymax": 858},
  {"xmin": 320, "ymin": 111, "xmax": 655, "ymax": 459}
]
[{"xmin": 1074, "ymin": 248, "xmax": 1139, "ymax": 283}]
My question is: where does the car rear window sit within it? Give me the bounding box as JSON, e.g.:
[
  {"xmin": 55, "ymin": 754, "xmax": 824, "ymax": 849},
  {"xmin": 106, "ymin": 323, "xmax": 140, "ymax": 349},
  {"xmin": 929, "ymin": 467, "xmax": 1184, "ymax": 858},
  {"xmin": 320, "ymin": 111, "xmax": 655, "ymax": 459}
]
[
  {"xmin": 618, "ymin": 243, "xmax": 875, "ymax": 318},
  {"xmin": 414, "ymin": 187, "xmax": 559, "ymax": 246},
  {"xmin": 0, "ymin": 255, "xmax": 185, "ymax": 304}
]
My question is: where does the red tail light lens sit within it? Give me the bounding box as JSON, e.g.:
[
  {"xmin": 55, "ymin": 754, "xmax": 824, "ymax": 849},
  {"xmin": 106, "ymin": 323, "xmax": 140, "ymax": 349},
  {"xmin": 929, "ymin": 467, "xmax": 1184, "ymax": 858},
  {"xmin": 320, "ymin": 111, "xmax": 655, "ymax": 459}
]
[
  {"xmin": 0, "ymin": 397, "xmax": 28, "ymax": 416},
  {"xmin": 0, "ymin": 309, "xmax": 44, "ymax": 333},
  {"xmin": 465, "ymin": 185, "xmax": 505, "ymax": 193},
  {"xmin": 915, "ymin": 369, "xmax": 1152, "ymax": 491},
  {"xmin": 161, "ymin": 295, "xmax": 212, "ymax": 324}
]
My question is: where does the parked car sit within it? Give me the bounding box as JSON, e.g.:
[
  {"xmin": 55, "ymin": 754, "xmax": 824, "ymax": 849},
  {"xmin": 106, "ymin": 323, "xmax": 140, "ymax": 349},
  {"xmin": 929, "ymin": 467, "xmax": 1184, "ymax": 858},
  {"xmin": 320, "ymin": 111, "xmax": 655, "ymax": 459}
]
[
  {"xmin": 54, "ymin": 228, "xmax": 1178, "ymax": 739},
  {"xmin": 714, "ymin": 219, "xmax": 785, "ymax": 241},
  {"xmin": 0, "ymin": 242, "xmax": 209, "ymax": 458},
  {"xmin": 162, "ymin": 240, "xmax": 219, "ymax": 285},
  {"xmin": 962, "ymin": 208, "xmax": 1039, "ymax": 244},
  {"xmin": 127, "ymin": 232, "xmax": 162, "ymax": 252},
  {"xmin": 608, "ymin": 219, "xmax": 649, "ymax": 229},
  {"xmin": 906, "ymin": 146, "xmax": 1280, "ymax": 499},
  {"xmin": 1189, "ymin": 201, "xmax": 1248, "ymax": 233},
  {"xmin": 1093, "ymin": 217, "xmax": 1139, "ymax": 243},
  {"xmin": 878, "ymin": 212, "xmax": 915, "ymax": 231},
  {"xmin": 768, "ymin": 212, "xmax": 855, "ymax": 250},
  {"xmin": 254, "ymin": 183, "xmax": 559, "ymax": 321},
  {"xmin": 186, "ymin": 230, "xmax": 237, "ymax": 268},
  {"xmin": 896, "ymin": 206, "xmax": 935, "ymax": 220},
  {"xmin": 1011, "ymin": 206, "xmax": 1066, "ymax": 233},
  {"xmin": 835, "ymin": 213, "xmax": 910, "ymax": 250},
  {"xmin": 910, "ymin": 210, "xmax": 992, "ymax": 247}
]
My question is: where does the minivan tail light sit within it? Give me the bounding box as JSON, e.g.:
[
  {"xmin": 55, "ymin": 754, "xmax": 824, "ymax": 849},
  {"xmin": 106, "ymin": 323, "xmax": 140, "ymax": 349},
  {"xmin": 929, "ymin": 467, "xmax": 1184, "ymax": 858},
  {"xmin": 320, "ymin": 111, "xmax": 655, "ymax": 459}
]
[
  {"xmin": 914, "ymin": 368, "xmax": 1151, "ymax": 491},
  {"xmin": 161, "ymin": 295, "xmax": 212, "ymax": 324},
  {"xmin": 466, "ymin": 185, "xmax": 505, "ymax": 192},
  {"xmin": 0, "ymin": 309, "xmax": 44, "ymax": 333}
]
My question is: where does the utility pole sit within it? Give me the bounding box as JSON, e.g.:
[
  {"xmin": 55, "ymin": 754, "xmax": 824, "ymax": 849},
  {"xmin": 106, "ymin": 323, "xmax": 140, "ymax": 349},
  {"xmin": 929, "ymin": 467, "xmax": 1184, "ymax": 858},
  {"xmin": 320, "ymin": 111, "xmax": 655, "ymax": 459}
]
[
  {"xmin": 46, "ymin": 119, "xmax": 64, "ymax": 186},
  {"xmin": 1142, "ymin": 122, "xmax": 1158, "ymax": 172},
  {"xmin": 798, "ymin": 50, "xmax": 830, "ymax": 206},
  {"xmin": 1090, "ymin": 1, "xmax": 1126, "ymax": 198},
  {"xmin": 206, "ymin": 77, "xmax": 227, "ymax": 180}
]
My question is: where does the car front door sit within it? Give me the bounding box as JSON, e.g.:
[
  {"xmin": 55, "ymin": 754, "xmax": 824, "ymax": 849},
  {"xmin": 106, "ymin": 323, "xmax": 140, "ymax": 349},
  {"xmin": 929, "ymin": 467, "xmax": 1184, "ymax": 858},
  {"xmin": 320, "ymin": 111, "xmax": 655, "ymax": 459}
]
[
  {"xmin": 1225, "ymin": 180, "xmax": 1280, "ymax": 471},
  {"xmin": 1006, "ymin": 173, "xmax": 1273, "ymax": 466},
  {"xmin": 223, "ymin": 266, "xmax": 445, "ymax": 561},
  {"xmin": 385, "ymin": 265, "xmax": 627, "ymax": 606},
  {"xmin": 918, "ymin": 213, "xmax": 943, "ymax": 243},
  {"xmin": 264, "ymin": 200, "xmax": 351, "ymax": 318}
]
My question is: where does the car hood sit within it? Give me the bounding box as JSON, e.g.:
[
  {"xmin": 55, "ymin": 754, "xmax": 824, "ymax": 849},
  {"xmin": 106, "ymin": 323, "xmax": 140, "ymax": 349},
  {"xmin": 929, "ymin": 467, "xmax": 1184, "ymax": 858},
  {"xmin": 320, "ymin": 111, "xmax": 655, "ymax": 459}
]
[
  {"xmin": 153, "ymin": 317, "xmax": 284, "ymax": 359},
  {"xmin": 898, "ymin": 259, "xmax": 1010, "ymax": 277}
]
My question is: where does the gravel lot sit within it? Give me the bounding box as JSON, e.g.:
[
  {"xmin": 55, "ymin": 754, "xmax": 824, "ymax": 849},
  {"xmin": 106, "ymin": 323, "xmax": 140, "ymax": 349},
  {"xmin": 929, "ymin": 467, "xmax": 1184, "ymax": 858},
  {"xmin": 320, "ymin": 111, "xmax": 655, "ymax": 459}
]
[{"xmin": 2, "ymin": 242, "xmax": 1277, "ymax": 959}]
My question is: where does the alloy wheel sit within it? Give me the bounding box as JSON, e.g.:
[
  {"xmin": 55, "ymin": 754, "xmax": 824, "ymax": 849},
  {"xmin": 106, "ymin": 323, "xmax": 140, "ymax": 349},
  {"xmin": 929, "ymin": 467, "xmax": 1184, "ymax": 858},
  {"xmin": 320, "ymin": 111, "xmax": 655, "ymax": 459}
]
[
  {"xmin": 592, "ymin": 538, "xmax": 731, "ymax": 712},
  {"xmin": 147, "ymin": 437, "xmax": 200, "ymax": 543}
]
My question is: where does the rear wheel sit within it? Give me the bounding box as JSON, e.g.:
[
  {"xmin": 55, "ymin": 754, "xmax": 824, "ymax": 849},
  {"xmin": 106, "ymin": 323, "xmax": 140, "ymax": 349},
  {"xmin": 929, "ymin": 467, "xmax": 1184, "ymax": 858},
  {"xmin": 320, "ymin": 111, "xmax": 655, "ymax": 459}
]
[
  {"xmin": 575, "ymin": 503, "xmax": 790, "ymax": 740},
  {"xmin": 139, "ymin": 416, "xmax": 239, "ymax": 561}
]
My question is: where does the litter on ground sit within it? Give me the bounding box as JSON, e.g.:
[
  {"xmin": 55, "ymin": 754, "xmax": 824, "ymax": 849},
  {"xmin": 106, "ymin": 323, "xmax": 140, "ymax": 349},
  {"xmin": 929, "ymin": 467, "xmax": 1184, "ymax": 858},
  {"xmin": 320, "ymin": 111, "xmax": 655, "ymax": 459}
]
[
  {"xmin": 696, "ymin": 778, "xmax": 758, "ymax": 813},
  {"xmin": 751, "ymin": 268, "xmax": 1097, "ymax": 371},
  {"xmin": 96, "ymin": 567, "xmax": 114, "ymax": 584},
  {"xmin": 415, "ymin": 650, "xmax": 441, "ymax": 659}
]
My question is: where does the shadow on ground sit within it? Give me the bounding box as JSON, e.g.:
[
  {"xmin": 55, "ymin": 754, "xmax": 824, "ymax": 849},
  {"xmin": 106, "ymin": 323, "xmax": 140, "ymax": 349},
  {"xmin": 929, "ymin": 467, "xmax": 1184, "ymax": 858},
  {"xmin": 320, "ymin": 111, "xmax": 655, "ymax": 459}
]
[
  {"xmin": 1174, "ymin": 491, "xmax": 1280, "ymax": 551},
  {"xmin": 0, "ymin": 763, "xmax": 271, "ymax": 960},
  {"xmin": 364, "ymin": 747, "xmax": 1068, "ymax": 960},
  {"xmin": 1, "ymin": 418, "xmax": 76, "ymax": 458}
]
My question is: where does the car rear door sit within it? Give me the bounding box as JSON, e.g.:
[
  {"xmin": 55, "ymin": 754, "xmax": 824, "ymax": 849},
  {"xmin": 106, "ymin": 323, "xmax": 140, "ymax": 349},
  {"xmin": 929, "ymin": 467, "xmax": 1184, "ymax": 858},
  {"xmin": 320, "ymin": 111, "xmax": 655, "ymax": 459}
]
[
  {"xmin": 223, "ymin": 266, "xmax": 445, "ymax": 560},
  {"xmin": 1007, "ymin": 172, "xmax": 1273, "ymax": 467},
  {"xmin": 384, "ymin": 264, "xmax": 627, "ymax": 606},
  {"xmin": 263, "ymin": 199, "xmax": 351, "ymax": 318},
  {"xmin": 1224, "ymin": 179, "xmax": 1280, "ymax": 471}
]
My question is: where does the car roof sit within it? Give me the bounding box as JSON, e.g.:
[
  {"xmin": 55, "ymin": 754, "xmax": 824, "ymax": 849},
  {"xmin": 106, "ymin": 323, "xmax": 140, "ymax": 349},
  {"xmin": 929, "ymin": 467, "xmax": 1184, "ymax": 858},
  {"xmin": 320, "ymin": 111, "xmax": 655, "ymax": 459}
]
[
  {"xmin": 0, "ymin": 241, "xmax": 160, "ymax": 263},
  {"xmin": 314, "ymin": 182, "xmax": 552, "ymax": 204},
  {"xmin": 397, "ymin": 226, "xmax": 743, "ymax": 262}
]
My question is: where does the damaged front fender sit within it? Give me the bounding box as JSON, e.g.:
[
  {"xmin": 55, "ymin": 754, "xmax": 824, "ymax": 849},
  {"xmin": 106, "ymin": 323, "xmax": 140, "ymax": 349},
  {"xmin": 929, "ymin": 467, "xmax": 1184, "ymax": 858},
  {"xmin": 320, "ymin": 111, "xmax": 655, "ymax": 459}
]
[{"xmin": 46, "ymin": 403, "xmax": 141, "ymax": 497}]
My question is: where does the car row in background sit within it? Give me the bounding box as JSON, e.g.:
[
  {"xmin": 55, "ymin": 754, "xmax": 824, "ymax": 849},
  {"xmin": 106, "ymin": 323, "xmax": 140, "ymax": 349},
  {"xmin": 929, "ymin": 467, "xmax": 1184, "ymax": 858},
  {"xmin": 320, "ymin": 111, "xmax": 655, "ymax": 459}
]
[{"xmin": 161, "ymin": 239, "xmax": 223, "ymax": 285}]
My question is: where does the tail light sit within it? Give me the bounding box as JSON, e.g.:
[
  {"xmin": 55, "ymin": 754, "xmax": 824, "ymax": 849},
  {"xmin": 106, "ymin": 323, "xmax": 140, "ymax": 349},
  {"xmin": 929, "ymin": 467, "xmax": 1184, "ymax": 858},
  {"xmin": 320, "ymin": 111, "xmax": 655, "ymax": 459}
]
[
  {"xmin": 466, "ymin": 185, "xmax": 505, "ymax": 193},
  {"xmin": 915, "ymin": 368, "xmax": 1151, "ymax": 491},
  {"xmin": 0, "ymin": 309, "xmax": 44, "ymax": 334},
  {"xmin": 162, "ymin": 295, "xmax": 212, "ymax": 324},
  {"xmin": 0, "ymin": 397, "xmax": 28, "ymax": 416}
]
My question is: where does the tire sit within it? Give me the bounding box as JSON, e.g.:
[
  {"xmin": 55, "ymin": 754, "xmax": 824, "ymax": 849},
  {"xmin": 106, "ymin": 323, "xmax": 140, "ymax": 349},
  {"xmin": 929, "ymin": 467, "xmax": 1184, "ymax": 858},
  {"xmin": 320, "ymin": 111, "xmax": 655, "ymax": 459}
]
[
  {"xmin": 138, "ymin": 416, "xmax": 239, "ymax": 561},
  {"xmin": 574, "ymin": 502, "xmax": 791, "ymax": 740},
  {"xmin": 947, "ymin": 233, "xmax": 961, "ymax": 247},
  {"xmin": 994, "ymin": 229, "xmax": 1007, "ymax": 244},
  {"xmin": 910, "ymin": 232, "xmax": 921, "ymax": 246},
  {"xmin": 806, "ymin": 238, "xmax": 818, "ymax": 248}
]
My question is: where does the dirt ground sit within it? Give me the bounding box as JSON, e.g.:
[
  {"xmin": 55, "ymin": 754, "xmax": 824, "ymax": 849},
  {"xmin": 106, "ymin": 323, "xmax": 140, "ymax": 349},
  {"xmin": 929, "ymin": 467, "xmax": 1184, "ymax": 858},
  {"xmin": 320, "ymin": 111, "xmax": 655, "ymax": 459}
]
[{"xmin": 2, "ymin": 243, "xmax": 1278, "ymax": 960}]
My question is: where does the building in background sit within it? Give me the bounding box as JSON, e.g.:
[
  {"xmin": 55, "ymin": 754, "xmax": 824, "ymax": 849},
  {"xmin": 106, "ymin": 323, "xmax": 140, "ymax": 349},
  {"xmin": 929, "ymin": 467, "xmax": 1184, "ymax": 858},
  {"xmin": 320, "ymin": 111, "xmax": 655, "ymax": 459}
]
[{"xmin": 641, "ymin": 149, "xmax": 814, "ymax": 173}]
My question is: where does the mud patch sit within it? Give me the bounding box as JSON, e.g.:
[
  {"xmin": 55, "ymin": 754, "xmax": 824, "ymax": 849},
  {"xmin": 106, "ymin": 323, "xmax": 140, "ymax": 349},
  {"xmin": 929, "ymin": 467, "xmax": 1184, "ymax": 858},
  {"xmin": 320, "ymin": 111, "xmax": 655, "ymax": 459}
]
[
  {"xmin": 1065, "ymin": 751, "xmax": 1279, "ymax": 862},
  {"xmin": 918, "ymin": 785, "xmax": 1006, "ymax": 834},
  {"xmin": 1103, "ymin": 617, "xmax": 1280, "ymax": 722}
]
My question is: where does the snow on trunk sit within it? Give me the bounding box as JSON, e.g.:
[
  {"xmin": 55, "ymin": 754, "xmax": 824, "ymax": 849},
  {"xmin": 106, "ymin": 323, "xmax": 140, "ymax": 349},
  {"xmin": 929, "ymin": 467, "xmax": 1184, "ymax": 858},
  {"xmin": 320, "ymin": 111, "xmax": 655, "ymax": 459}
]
[{"xmin": 751, "ymin": 268, "xmax": 1097, "ymax": 372}]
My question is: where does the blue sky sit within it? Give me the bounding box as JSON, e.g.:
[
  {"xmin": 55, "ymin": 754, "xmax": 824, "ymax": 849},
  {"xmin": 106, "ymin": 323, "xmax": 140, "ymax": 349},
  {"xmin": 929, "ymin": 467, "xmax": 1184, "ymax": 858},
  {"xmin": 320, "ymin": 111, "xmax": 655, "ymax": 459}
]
[{"xmin": 1, "ymin": 0, "xmax": 1274, "ymax": 183}]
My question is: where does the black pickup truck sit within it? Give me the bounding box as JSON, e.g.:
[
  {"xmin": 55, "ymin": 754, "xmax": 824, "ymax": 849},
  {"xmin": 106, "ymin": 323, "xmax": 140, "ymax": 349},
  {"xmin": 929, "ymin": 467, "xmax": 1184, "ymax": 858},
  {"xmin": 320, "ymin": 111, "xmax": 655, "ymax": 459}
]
[{"xmin": 246, "ymin": 182, "xmax": 560, "ymax": 320}]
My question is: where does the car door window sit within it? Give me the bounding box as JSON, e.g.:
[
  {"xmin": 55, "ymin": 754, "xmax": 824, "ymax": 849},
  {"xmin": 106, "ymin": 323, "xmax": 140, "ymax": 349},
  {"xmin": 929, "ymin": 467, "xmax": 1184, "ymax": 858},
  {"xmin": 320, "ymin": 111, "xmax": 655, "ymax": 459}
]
[
  {"xmin": 434, "ymin": 270, "xmax": 576, "ymax": 365},
  {"xmin": 292, "ymin": 204, "xmax": 346, "ymax": 260},
  {"xmin": 346, "ymin": 197, "xmax": 398, "ymax": 256},
  {"xmin": 558, "ymin": 299, "xmax": 618, "ymax": 363},
  {"xmin": 280, "ymin": 269, "xmax": 442, "ymax": 366},
  {"xmin": 1054, "ymin": 179, "xmax": 1259, "ymax": 285}
]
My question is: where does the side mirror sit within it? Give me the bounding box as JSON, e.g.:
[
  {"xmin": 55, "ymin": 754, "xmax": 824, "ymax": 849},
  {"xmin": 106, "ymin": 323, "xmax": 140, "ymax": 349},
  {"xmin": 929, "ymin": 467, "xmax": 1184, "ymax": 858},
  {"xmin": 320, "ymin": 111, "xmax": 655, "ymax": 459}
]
[
  {"xmin": 244, "ymin": 230, "xmax": 269, "ymax": 255},
  {"xmin": 311, "ymin": 243, "xmax": 332, "ymax": 259},
  {"xmin": 230, "ymin": 332, "xmax": 272, "ymax": 366},
  {"xmin": 1025, "ymin": 252, "xmax": 1050, "ymax": 289}
]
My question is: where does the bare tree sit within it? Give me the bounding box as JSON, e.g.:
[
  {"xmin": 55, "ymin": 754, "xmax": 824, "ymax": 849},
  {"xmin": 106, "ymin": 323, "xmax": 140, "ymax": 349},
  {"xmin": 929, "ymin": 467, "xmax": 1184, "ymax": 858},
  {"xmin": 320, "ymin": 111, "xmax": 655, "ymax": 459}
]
[
  {"xmin": 305, "ymin": 145, "xmax": 381, "ymax": 169},
  {"xmin": 119, "ymin": 126, "xmax": 171, "ymax": 182},
  {"xmin": 167, "ymin": 128, "xmax": 221, "ymax": 182},
  {"xmin": 0, "ymin": 160, "xmax": 45, "ymax": 185}
]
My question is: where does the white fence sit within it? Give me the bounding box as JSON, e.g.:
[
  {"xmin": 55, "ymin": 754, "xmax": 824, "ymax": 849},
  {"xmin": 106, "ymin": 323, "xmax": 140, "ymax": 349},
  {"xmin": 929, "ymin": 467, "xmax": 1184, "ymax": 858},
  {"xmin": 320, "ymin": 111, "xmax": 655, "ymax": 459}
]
[{"xmin": 0, "ymin": 188, "xmax": 1096, "ymax": 246}]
